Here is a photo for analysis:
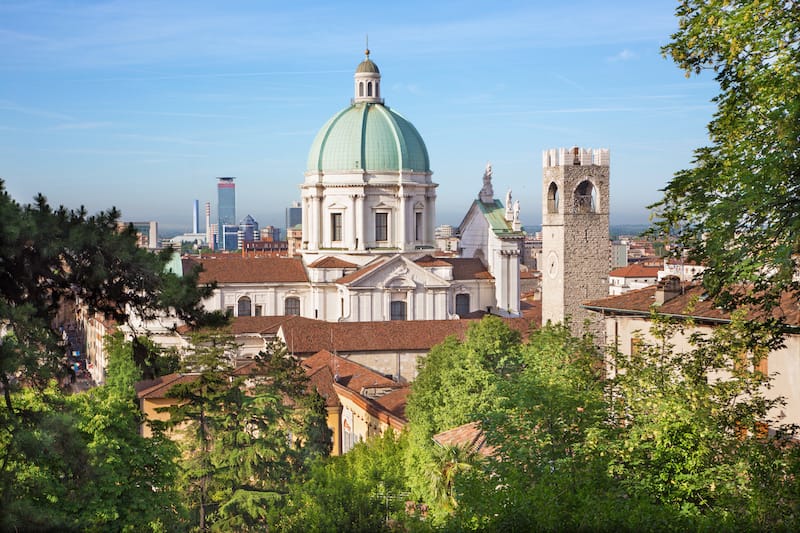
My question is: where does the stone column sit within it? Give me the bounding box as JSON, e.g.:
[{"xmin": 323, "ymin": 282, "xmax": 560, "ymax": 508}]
[
  {"xmin": 399, "ymin": 189, "xmax": 407, "ymax": 250},
  {"xmin": 356, "ymin": 193, "xmax": 365, "ymax": 250},
  {"xmin": 348, "ymin": 194, "xmax": 357, "ymax": 251}
]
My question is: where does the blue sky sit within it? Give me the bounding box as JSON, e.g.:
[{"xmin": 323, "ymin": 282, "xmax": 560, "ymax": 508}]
[{"xmin": 0, "ymin": 0, "xmax": 718, "ymax": 233}]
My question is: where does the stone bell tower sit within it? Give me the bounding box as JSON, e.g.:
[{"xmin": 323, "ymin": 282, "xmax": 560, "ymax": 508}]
[{"xmin": 541, "ymin": 147, "xmax": 610, "ymax": 337}]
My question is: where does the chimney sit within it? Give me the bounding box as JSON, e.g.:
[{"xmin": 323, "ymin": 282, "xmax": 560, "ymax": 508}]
[{"xmin": 654, "ymin": 275, "xmax": 682, "ymax": 305}]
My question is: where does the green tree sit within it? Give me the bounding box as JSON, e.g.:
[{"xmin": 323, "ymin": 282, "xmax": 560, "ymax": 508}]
[
  {"xmin": 0, "ymin": 182, "xmax": 211, "ymax": 529},
  {"xmin": 164, "ymin": 332, "xmax": 331, "ymax": 531},
  {"xmin": 72, "ymin": 332, "xmax": 182, "ymax": 531},
  {"xmin": 404, "ymin": 316, "xmax": 523, "ymax": 521},
  {"xmin": 276, "ymin": 430, "xmax": 413, "ymax": 532},
  {"xmin": 652, "ymin": 0, "xmax": 800, "ymax": 313},
  {"xmin": 604, "ymin": 312, "xmax": 798, "ymax": 527}
]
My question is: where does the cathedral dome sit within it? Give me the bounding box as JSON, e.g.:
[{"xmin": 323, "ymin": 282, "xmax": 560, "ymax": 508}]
[
  {"xmin": 306, "ymin": 103, "xmax": 431, "ymax": 174},
  {"xmin": 306, "ymin": 51, "xmax": 430, "ymax": 175}
]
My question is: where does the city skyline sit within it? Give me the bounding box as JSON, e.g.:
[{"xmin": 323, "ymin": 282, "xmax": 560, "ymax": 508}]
[{"xmin": 0, "ymin": 0, "xmax": 718, "ymax": 232}]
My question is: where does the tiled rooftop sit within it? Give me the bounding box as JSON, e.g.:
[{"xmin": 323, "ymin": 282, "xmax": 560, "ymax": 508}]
[
  {"xmin": 184, "ymin": 256, "xmax": 309, "ymax": 284},
  {"xmin": 583, "ymin": 284, "xmax": 800, "ymax": 326},
  {"xmin": 433, "ymin": 421, "xmax": 495, "ymax": 457},
  {"xmin": 609, "ymin": 265, "xmax": 661, "ymax": 279}
]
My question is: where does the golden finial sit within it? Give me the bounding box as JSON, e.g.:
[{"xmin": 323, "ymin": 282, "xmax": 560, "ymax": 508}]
[{"xmin": 365, "ymin": 34, "xmax": 370, "ymax": 57}]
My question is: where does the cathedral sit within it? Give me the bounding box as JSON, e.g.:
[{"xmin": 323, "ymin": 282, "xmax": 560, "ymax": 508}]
[{"xmin": 184, "ymin": 50, "xmax": 526, "ymax": 323}]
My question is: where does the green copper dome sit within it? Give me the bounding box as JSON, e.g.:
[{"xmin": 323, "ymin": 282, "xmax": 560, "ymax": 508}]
[{"xmin": 306, "ymin": 102, "xmax": 431, "ymax": 173}]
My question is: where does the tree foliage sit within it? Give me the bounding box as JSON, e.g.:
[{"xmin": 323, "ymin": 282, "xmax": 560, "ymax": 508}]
[
  {"xmin": 163, "ymin": 333, "xmax": 331, "ymax": 531},
  {"xmin": 651, "ymin": 0, "xmax": 800, "ymax": 312},
  {"xmin": 0, "ymin": 182, "xmax": 210, "ymax": 530},
  {"xmin": 0, "ymin": 334, "xmax": 181, "ymax": 531}
]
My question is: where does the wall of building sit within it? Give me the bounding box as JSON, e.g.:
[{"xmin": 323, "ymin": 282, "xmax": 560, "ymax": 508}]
[{"xmin": 604, "ymin": 314, "xmax": 800, "ymax": 429}]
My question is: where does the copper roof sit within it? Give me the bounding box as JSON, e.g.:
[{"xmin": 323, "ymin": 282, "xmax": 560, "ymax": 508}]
[{"xmin": 184, "ymin": 256, "xmax": 308, "ymax": 284}]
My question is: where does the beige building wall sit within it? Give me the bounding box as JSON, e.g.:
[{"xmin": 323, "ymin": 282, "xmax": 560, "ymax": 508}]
[{"xmin": 604, "ymin": 315, "xmax": 800, "ymax": 429}]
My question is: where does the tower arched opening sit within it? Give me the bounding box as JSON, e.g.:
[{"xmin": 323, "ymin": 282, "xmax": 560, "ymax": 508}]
[
  {"xmin": 547, "ymin": 182, "xmax": 560, "ymax": 214},
  {"xmin": 574, "ymin": 180, "xmax": 596, "ymax": 213}
]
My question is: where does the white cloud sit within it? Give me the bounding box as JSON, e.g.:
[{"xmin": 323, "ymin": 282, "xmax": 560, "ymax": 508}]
[{"xmin": 607, "ymin": 49, "xmax": 638, "ymax": 62}]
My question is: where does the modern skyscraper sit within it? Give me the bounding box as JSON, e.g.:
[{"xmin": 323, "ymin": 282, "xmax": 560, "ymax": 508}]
[
  {"xmin": 285, "ymin": 201, "xmax": 302, "ymax": 238},
  {"xmin": 217, "ymin": 177, "xmax": 236, "ymax": 249},
  {"xmin": 192, "ymin": 199, "xmax": 200, "ymax": 234}
]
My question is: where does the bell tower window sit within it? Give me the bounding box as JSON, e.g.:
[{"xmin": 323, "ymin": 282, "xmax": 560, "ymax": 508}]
[
  {"xmin": 547, "ymin": 182, "xmax": 559, "ymax": 214},
  {"xmin": 359, "ymin": 82, "xmax": 364, "ymax": 97},
  {"xmin": 367, "ymin": 81, "xmax": 373, "ymax": 97}
]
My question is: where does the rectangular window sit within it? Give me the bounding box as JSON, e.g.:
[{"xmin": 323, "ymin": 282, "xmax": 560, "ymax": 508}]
[
  {"xmin": 285, "ymin": 297, "xmax": 300, "ymax": 316},
  {"xmin": 331, "ymin": 213, "xmax": 342, "ymax": 242},
  {"xmin": 390, "ymin": 301, "xmax": 406, "ymax": 321},
  {"xmin": 254, "ymin": 305, "xmax": 262, "ymax": 317},
  {"xmin": 415, "ymin": 211, "xmax": 423, "ymax": 241},
  {"xmin": 455, "ymin": 294, "xmax": 470, "ymax": 316},
  {"xmin": 375, "ymin": 212, "xmax": 388, "ymax": 242}
]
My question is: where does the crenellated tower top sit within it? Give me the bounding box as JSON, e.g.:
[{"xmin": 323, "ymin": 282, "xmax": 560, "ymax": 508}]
[{"xmin": 542, "ymin": 147, "xmax": 609, "ymax": 168}]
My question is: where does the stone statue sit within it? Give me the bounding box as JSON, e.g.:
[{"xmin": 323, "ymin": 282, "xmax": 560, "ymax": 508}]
[
  {"xmin": 479, "ymin": 161, "xmax": 494, "ymax": 203},
  {"xmin": 513, "ymin": 200, "xmax": 521, "ymax": 231},
  {"xmin": 505, "ymin": 189, "xmax": 513, "ymax": 221}
]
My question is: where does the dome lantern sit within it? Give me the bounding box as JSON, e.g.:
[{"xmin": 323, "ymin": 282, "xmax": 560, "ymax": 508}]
[{"xmin": 354, "ymin": 48, "xmax": 383, "ymax": 104}]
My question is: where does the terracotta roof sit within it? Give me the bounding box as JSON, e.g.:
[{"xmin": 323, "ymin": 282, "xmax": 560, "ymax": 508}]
[
  {"xmin": 303, "ymin": 350, "xmax": 409, "ymax": 424},
  {"xmin": 231, "ymin": 315, "xmax": 322, "ymax": 335},
  {"xmin": 608, "ymin": 265, "xmax": 660, "ymax": 279},
  {"xmin": 278, "ymin": 317, "xmax": 533, "ymax": 356},
  {"xmin": 306, "ymin": 365, "xmax": 341, "ymax": 409},
  {"xmin": 135, "ymin": 373, "xmax": 199, "ymax": 399},
  {"xmin": 583, "ymin": 284, "xmax": 800, "ymax": 326},
  {"xmin": 415, "ymin": 254, "xmax": 453, "ymax": 268},
  {"xmin": 302, "ymin": 350, "xmax": 399, "ymax": 391},
  {"xmin": 413, "ymin": 255, "xmax": 493, "ymax": 280},
  {"xmin": 433, "ymin": 422, "xmax": 495, "ymax": 457},
  {"xmin": 307, "ymin": 256, "xmax": 358, "ymax": 269},
  {"xmin": 446, "ymin": 258, "xmax": 493, "ymax": 280},
  {"xmin": 335, "ymin": 257, "xmax": 388, "ymax": 284},
  {"xmin": 374, "ymin": 387, "xmax": 410, "ymax": 419},
  {"xmin": 184, "ymin": 256, "xmax": 308, "ymax": 284}
]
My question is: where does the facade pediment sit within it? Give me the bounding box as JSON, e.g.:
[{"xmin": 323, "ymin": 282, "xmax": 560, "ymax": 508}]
[{"xmin": 341, "ymin": 255, "xmax": 449, "ymax": 289}]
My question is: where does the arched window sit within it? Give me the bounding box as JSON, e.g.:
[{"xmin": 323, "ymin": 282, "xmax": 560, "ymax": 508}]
[
  {"xmin": 455, "ymin": 294, "xmax": 470, "ymax": 316},
  {"xmin": 359, "ymin": 82, "xmax": 364, "ymax": 97},
  {"xmin": 547, "ymin": 182, "xmax": 560, "ymax": 213},
  {"xmin": 375, "ymin": 81, "xmax": 380, "ymax": 98},
  {"xmin": 237, "ymin": 296, "xmax": 252, "ymax": 317},
  {"xmin": 390, "ymin": 301, "xmax": 406, "ymax": 321},
  {"xmin": 285, "ymin": 297, "xmax": 300, "ymax": 316},
  {"xmin": 367, "ymin": 81, "xmax": 373, "ymax": 97},
  {"xmin": 574, "ymin": 181, "xmax": 597, "ymax": 213}
]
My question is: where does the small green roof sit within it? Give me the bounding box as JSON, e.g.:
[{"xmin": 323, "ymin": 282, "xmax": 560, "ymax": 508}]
[
  {"xmin": 307, "ymin": 102, "xmax": 430, "ymax": 173},
  {"xmin": 477, "ymin": 200, "xmax": 524, "ymax": 237}
]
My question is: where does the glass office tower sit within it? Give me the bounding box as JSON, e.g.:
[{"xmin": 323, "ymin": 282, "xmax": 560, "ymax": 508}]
[{"xmin": 217, "ymin": 177, "xmax": 236, "ymax": 249}]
